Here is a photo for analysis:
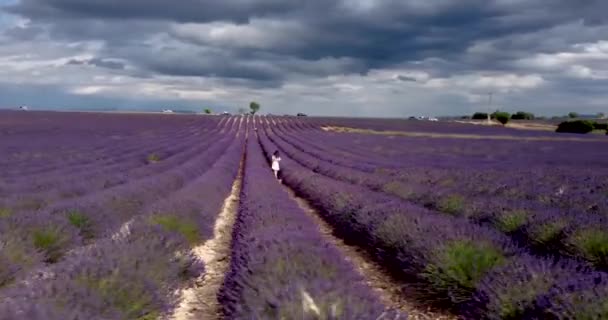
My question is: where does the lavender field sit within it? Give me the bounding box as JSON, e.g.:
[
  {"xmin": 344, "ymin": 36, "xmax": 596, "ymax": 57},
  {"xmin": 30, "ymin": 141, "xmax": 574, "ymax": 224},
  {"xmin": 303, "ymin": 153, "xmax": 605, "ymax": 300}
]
[{"xmin": 1, "ymin": 110, "xmax": 608, "ymax": 320}]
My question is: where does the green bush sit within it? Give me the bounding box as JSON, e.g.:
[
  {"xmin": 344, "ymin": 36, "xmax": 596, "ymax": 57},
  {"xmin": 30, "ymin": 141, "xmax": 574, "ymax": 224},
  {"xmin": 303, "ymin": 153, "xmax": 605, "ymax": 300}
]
[
  {"xmin": 146, "ymin": 154, "xmax": 161, "ymax": 163},
  {"xmin": 556, "ymin": 120, "xmax": 594, "ymax": 134},
  {"xmin": 511, "ymin": 111, "xmax": 535, "ymax": 120},
  {"xmin": 0, "ymin": 207, "xmax": 12, "ymax": 218},
  {"xmin": 568, "ymin": 112, "xmax": 579, "ymax": 119},
  {"xmin": 32, "ymin": 227, "xmax": 68, "ymax": 262},
  {"xmin": 592, "ymin": 122, "xmax": 608, "ymax": 131},
  {"xmin": 493, "ymin": 112, "xmax": 511, "ymax": 125},
  {"xmin": 150, "ymin": 215, "xmax": 199, "ymax": 244},
  {"xmin": 568, "ymin": 228, "xmax": 608, "ymax": 267},
  {"xmin": 437, "ymin": 194, "xmax": 465, "ymax": 215},
  {"xmin": 67, "ymin": 210, "xmax": 94, "ymax": 239},
  {"xmin": 472, "ymin": 112, "xmax": 489, "ymax": 120},
  {"xmin": 423, "ymin": 241, "xmax": 506, "ymax": 303},
  {"xmin": 495, "ymin": 210, "xmax": 528, "ymax": 233}
]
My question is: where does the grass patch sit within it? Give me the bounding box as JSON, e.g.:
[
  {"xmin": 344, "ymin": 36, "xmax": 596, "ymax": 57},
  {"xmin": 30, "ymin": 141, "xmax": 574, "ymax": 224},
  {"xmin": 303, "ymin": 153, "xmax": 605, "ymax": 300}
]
[
  {"xmin": 437, "ymin": 194, "xmax": 465, "ymax": 215},
  {"xmin": 32, "ymin": 227, "xmax": 67, "ymax": 263},
  {"xmin": 79, "ymin": 275, "xmax": 159, "ymax": 319},
  {"xmin": 150, "ymin": 215, "xmax": 199, "ymax": 244},
  {"xmin": 528, "ymin": 220, "xmax": 567, "ymax": 246},
  {"xmin": 146, "ymin": 153, "xmax": 161, "ymax": 163},
  {"xmin": 495, "ymin": 210, "xmax": 528, "ymax": 233},
  {"xmin": 67, "ymin": 210, "xmax": 94, "ymax": 239},
  {"xmin": 0, "ymin": 207, "xmax": 12, "ymax": 218},
  {"xmin": 424, "ymin": 240, "xmax": 505, "ymax": 303},
  {"xmin": 569, "ymin": 228, "xmax": 608, "ymax": 267}
]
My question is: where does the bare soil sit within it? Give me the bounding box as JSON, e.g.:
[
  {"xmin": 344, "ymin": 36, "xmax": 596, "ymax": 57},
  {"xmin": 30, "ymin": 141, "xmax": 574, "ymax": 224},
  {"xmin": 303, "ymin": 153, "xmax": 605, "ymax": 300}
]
[
  {"xmin": 284, "ymin": 187, "xmax": 458, "ymax": 320},
  {"xmin": 170, "ymin": 160, "xmax": 244, "ymax": 320}
]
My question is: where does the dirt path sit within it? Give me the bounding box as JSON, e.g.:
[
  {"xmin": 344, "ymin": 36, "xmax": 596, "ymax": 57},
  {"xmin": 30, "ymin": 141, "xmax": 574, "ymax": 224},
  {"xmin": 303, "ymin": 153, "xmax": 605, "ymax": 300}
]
[
  {"xmin": 170, "ymin": 158, "xmax": 244, "ymax": 320},
  {"xmin": 283, "ymin": 187, "xmax": 458, "ymax": 320}
]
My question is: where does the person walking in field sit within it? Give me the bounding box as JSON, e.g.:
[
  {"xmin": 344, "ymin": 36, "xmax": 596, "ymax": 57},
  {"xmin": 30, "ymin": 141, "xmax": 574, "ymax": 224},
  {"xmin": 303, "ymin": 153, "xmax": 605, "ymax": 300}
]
[{"xmin": 271, "ymin": 150, "xmax": 282, "ymax": 181}]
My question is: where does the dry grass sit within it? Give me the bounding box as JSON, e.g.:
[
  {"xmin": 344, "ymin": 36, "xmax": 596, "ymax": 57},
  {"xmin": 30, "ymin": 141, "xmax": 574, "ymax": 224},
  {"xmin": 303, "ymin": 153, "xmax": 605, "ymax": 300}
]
[{"xmin": 321, "ymin": 126, "xmax": 606, "ymax": 142}]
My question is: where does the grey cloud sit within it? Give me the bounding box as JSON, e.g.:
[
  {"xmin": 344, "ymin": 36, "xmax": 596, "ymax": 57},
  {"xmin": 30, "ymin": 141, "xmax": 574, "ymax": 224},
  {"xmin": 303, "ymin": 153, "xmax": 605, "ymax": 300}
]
[
  {"xmin": 66, "ymin": 57, "xmax": 125, "ymax": 70},
  {"xmin": 2, "ymin": 0, "xmax": 608, "ymax": 116}
]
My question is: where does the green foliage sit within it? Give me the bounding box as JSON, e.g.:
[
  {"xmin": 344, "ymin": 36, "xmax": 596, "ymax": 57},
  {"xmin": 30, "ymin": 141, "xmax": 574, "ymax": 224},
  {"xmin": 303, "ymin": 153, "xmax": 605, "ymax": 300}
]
[
  {"xmin": 568, "ymin": 228, "xmax": 608, "ymax": 267},
  {"xmin": 146, "ymin": 153, "xmax": 160, "ymax": 163},
  {"xmin": 150, "ymin": 215, "xmax": 199, "ymax": 244},
  {"xmin": 203, "ymin": 108, "xmax": 212, "ymax": 114},
  {"xmin": 556, "ymin": 120, "xmax": 594, "ymax": 134},
  {"xmin": 0, "ymin": 207, "xmax": 12, "ymax": 218},
  {"xmin": 568, "ymin": 112, "xmax": 579, "ymax": 119},
  {"xmin": 423, "ymin": 241, "xmax": 505, "ymax": 302},
  {"xmin": 249, "ymin": 101, "xmax": 261, "ymax": 115},
  {"xmin": 511, "ymin": 111, "xmax": 535, "ymax": 120},
  {"xmin": 80, "ymin": 275, "xmax": 158, "ymax": 319},
  {"xmin": 382, "ymin": 181, "xmax": 415, "ymax": 199},
  {"xmin": 495, "ymin": 210, "xmax": 528, "ymax": 233},
  {"xmin": 67, "ymin": 210, "xmax": 94, "ymax": 239},
  {"xmin": 472, "ymin": 112, "xmax": 489, "ymax": 120},
  {"xmin": 438, "ymin": 194, "xmax": 465, "ymax": 215},
  {"xmin": 592, "ymin": 122, "xmax": 608, "ymax": 131},
  {"xmin": 493, "ymin": 111, "xmax": 511, "ymax": 125},
  {"xmin": 529, "ymin": 220, "xmax": 567, "ymax": 246},
  {"xmin": 32, "ymin": 227, "xmax": 67, "ymax": 262}
]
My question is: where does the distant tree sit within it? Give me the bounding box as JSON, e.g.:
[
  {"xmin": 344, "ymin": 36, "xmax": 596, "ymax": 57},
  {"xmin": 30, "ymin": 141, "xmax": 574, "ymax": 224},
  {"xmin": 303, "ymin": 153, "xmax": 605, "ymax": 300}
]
[
  {"xmin": 511, "ymin": 111, "xmax": 535, "ymax": 120},
  {"xmin": 249, "ymin": 101, "xmax": 261, "ymax": 115},
  {"xmin": 556, "ymin": 120, "xmax": 594, "ymax": 134},
  {"xmin": 568, "ymin": 112, "xmax": 579, "ymax": 119},
  {"xmin": 204, "ymin": 108, "xmax": 212, "ymax": 114},
  {"xmin": 493, "ymin": 112, "xmax": 511, "ymax": 125},
  {"xmin": 598, "ymin": 112, "xmax": 605, "ymax": 119},
  {"xmin": 472, "ymin": 112, "xmax": 489, "ymax": 120}
]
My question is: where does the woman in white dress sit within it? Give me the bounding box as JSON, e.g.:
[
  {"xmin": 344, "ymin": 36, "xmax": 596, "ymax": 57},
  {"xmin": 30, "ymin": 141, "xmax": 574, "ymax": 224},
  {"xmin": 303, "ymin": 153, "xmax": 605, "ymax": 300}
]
[{"xmin": 271, "ymin": 150, "xmax": 281, "ymax": 180}]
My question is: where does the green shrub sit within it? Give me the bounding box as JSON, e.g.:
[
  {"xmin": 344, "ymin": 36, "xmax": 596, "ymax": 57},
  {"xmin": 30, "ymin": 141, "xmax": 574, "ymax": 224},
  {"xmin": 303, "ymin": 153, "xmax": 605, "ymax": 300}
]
[
  {"xmin": 495, "ymin": 210, "xmax": 528, "ymax": 233},
  {"xmin": 472, "ymin": 112, "xmax": 489, "ymax": 120},
  {"xmin": 568, "ymin": 228, "xmax": 608, "ymax": 267},
  {"xmin": 67, "ymin": 210, "xmax": 94, "ymax": 239},
  {"xmin": 32, "ymin": 227, "xmax": 68, "ymax": 262},
  {"xmin": 511, "ymin": 111, "xmax": 535, "ymax": 120},
  {"xmin": 146, "ymin": 153, "xmax": 161, "ymax": 163},
  {"xmin": 423, "ymin": 241, "xmax": 506, "ymax": 303},
  {"xmin": 568, "ymin": 112, "xmax": 579, "ymax": 119},
  {"xmin": 150, "ymin": 215, "xmax": 199, "ymax": 244},
  {"xmin": 592, "ymin": 122, "xmax": 608, "ymax": 130},
  {"xmin": 493, "ymin": 112, "xmax": 511, "ymax": 125},
  {"xmin": 0, "ymin": 207, "xmax": 12, "ymax": 218},
  {"xmin": 556, "ymin": 120, "xmax": 594, "ymax": 134},
  {"xmin": 528, "ymin": 220, "xmax": 567, "ymax": 246},
  {"xmin": 438, "ymin": 194, "xmax": 465, "ymax": 215}
]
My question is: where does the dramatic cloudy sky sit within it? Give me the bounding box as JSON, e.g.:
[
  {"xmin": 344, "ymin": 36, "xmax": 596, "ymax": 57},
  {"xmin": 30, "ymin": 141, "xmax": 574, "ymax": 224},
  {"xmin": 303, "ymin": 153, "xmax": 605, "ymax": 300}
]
[{"xmin": 1, "ymin": 0, "xmax": 607, "ymax": 116}]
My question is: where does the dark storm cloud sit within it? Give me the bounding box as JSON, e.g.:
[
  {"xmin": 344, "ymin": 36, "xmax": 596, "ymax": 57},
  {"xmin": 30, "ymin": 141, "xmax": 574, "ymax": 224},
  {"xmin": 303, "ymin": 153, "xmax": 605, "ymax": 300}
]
[
  {"xmin": 1, "ymin": 0, "xmax": 608, "ymax": 116},
  {"xmin": 5, "ymin": 0, "xmax": 608, "ymax": 82}
]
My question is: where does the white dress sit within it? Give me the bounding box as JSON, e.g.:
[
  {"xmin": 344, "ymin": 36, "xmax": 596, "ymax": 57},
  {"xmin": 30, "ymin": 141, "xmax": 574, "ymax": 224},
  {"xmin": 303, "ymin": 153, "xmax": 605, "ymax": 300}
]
[{"xmin": 271, "ymin": 155, "xmax": 281, "ymax": 171}]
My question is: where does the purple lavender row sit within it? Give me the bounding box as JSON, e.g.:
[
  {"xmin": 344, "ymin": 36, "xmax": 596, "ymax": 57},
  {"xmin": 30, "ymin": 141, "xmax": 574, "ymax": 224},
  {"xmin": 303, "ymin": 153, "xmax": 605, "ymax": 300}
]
[
  {"xmin": 0, "ymin": 113, "xmax": 207, "ymax": 177},
  {"xmin": 303, "ymin": 116, "xmax": 605, "ymax": 139},
  {"xmin": 0, "ymin": 118, "xmax": 232, "ymax": 217},
  {"xmin": 266, "ymin": 122, "xmax": 608, "ymax": 271},
  {"xmin": 275, "ymin": 117, "xmax": 608, "ymax": 170},
  {"xmin": 0, "ymin": 114, "xmax": 232, "ymax": 179},
  {"xmin": 274, "ymin": 119, "xmax": 608, "ymax": 219},
  {"xmin": 257, "ymin": 126, "xmax": 607, "ymax": 319},
  {"xmin": 0, "ymin": 117, "xmax": 235, "ymax": 204},
  {"xmin": 0, "ymin": 115, "xmax": 230, "ymax": 180},
  {"xmin": 0, "ymin": 121, "xmax": 240, "ymax": 289},
  {"xmin": 219, "ymin": 129, "xmax": 403, "ymax": 319},
  {"xmin": 0, "ymin": 123, "xmax": 213, "ymax": 194},
  {"xmin": 0, "ymin": 124, "xmax": 246, "ymax": 320}
]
